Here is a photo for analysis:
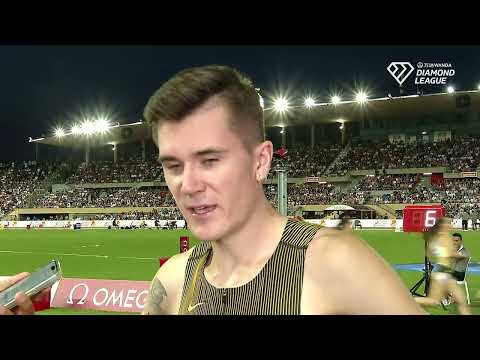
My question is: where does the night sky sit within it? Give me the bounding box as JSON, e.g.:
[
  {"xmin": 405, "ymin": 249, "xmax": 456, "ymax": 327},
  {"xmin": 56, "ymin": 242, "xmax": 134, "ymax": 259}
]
[{"xmin": 1, "ymin": 45, "xmax": 479, "ymax": 161}]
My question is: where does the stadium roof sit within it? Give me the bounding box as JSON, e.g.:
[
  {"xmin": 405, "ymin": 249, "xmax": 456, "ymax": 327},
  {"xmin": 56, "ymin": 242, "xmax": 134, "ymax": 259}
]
[
  {"xmin": 30, "ymin": 121, "xmax": 150, "ymax": 149},
  {"xmin": 264, "ymin": 90, "xmax": 480, "ymax": 128},
  {"xmin": 30, "ymin": 90, "xmax": 480, "ymax": 149}
]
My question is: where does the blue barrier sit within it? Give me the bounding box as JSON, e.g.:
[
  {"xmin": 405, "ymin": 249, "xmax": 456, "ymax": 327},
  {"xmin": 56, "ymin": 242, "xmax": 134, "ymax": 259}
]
[{"xmin": 394, "ymin": 262, "xmax": 480, "ymax": 274}]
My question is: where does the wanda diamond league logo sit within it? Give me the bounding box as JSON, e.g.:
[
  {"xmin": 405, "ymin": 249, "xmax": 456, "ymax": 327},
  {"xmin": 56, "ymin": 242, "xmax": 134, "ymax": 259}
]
[{"xmin": 387, "ymin": 62, "xmax": 415, "ymax": 86}]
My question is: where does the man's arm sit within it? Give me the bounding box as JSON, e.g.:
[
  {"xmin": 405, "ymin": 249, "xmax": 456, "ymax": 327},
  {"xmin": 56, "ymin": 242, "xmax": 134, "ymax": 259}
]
[
  {"xmin": 304, "ymin": 228, "xmax": 426, "ymax": 315},
  {"xmin": 451, "ymin": 249, "xmax": 469, "ymax": 259},
  {"xmin": 142, "ymin": 276, "xmax": 168, "ymax": 315},
  {"xmin": 142, "ymin": 248, "xmax": 192, "ymax": 315}
]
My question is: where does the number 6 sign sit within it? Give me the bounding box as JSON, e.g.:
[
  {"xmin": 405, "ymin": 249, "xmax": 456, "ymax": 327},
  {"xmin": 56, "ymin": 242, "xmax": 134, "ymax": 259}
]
[{"xmin": 403, "ymin": 205, "xmax": 446, "ymax": 232}]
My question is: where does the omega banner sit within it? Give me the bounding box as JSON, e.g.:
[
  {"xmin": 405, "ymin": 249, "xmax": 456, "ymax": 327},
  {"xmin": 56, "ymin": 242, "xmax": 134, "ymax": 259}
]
[{"xmin": 50, "ymin": 278, "xmax": 151, "ymax": 313}]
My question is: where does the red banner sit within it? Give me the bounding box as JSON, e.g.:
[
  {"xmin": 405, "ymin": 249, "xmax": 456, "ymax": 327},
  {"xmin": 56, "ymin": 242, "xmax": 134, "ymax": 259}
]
[
  {"xmin": 51, "ymin": 278, "xmax": 150, "ymax": 313},
  {"xmin": 431, "ymin": 173, "xmax": 444, "ymax": 187}
]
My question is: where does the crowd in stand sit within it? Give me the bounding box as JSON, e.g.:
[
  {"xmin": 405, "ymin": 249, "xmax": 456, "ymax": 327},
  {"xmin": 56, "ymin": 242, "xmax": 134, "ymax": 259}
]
[
  {"xmin": 0, "ymin": 161, "xmax": 58, "ymax": 217},
  {"xmin": 3, "ymin": 137, "xmax": 480, "ymax": 221},
  {"xmin": 371, "ymin": 189, "xmax": 439, "ymax": 204},
  {"xmin": 269, "ymin": 144, "xmax": 341, "ymax": 178},
  {"xmin": 446, "ymin": 203, "xmax": 480, "ymax": 220},
  {"xmin": 30, "ymin": 187, "xmax": 175, "ymax": 208},
  {"xmin": 66, "ymin": 157, "xmax": 164, "ymax": 184},
  {"xmin": 264, "ymin": 183, "xmax": 340, "ymax": 207},
  {"xmin": 338, "ymin": 190, "xmax": 369, "ymax": 205},
  {"xmin": 12, "ymin": 174, "xmax": 480, "ymax": 220},
  {"xmin": 264, "ymin": 184, "xmax": 277, "ymax": 207},
  {"xmin": 23, "ymin": 214, "xmax": 69, "ymax": 221},
  {"xmin": 93, "ymin": 208, "xmax": 184, "ymax": 221},
  {"xmin": 287, "ymin": 182, "xmax": 340, "ymax": 206},
  {"xmin": 371, "ymin": 178, "xmax": 480, "ymax": 205},
  {"xmin": 265, "ymin": 176, "xmax": 480, "ymax": 220},
  {"xmin": 436, "ymin": 178, "xmax": 480, "ymax": 202},
  {"xmin": 357, "ymin": 174, "xmax": 420, "ymax": 191},
  {"xmin": 267, "ymin": 137, "xmax": 480, "ymax": 179},
  {"xmin": 23, "ymin": 208, "xmax": 185, "ymax": 221},
  {"xmin": 328, "ymin": 137, "xmax": 480, "ymax": 176}
]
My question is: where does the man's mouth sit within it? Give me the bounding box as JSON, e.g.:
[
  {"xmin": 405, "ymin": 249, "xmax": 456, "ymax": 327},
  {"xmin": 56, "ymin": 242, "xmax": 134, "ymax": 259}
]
[{"xmin": 189, "ymin": 205, "xmax": 217, "ymax": 217}]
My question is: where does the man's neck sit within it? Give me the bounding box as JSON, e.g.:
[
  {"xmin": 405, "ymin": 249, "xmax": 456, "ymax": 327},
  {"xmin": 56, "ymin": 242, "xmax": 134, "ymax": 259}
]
[{"xmin": 208, "ymin": 201, "xmax": 287, "ymax": 274}]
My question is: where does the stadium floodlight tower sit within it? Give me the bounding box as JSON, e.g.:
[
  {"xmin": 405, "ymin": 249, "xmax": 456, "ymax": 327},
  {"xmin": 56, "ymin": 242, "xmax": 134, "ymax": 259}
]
[
  {"xmin": 304, "ymin": 96, "xmax": 315, "ymax": 109},
  {"xmin": 273, "ymin": 145, "xmax": 288, "ymax": 216},
  {"xmin": 273, "ymin": 96, "xmax": 289, "ymax": 113},
  {"xmin": 331, "ymin": 95, "xmax": 341, "ymax": 105},
  {"xmin": 355, "ymin": 91, "xmax": 368, "ymax": 104},
  {"xmin": 273, "ymin": 96, "xmax": 290, "ymax": 148},
  {"xmin": 275, "ymin": 161, "xmax": 288, "ymax": 216},
  {"xmin": 55, "ymin": 128, "xmax": 65, "ymax": 138},
  {"xmin": 271, "ymin": 96, "xmax": 290, "ymax": 215}
]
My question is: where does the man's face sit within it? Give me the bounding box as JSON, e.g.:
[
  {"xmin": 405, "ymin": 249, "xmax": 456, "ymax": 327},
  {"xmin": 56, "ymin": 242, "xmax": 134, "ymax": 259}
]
[
  {"xmin": 156, "ymin": 101, "xmax": 269, "ymax": 242},
  {"xmin": 452, "ymin": 235, "xmax": 462, "ymax": 250}
]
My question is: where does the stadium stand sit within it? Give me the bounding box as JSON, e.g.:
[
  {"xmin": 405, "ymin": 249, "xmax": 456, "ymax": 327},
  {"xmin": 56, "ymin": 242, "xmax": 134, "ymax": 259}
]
[
  {"xmin": 357, "ymin": 174, "xmax": 421, "ymax": 191},
  {"xmin": 3, "ymin": 135, "xmax": 480, "ymax": 222},
  {"xmin": 327, "ymin": 137, "xmax": 480, "ymax": 176},
  {"xmin": 0, "ymin": 161, "xmax": 58, "ymax": 217},
  {"xmin": 31, "ymin": 187, "xmax": 173, "ymax": 208},
  {"xmin": 269, "ymin": 144, "xmax": 342, "ymax": 178},
  {"xmin": 66, "ymin": 156, "xmax": 164, "ymax": 184}
]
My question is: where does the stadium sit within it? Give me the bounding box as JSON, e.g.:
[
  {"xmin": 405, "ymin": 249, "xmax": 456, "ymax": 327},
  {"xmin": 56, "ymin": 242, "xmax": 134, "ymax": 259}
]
[{"xmin": 2, "ymin": 58, "xmax": 480, "ymax": 314}]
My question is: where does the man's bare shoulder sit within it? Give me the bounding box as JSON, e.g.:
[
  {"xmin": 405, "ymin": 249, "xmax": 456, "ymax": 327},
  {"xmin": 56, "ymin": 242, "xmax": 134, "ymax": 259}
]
[
  {"xmin": 305, "ymin": 227, "xmax": 367, "ymax": 277},
  {"xmin": 142, "ymin": 247, "xmax": 194, "ymax": 315},
  {"xmin": 303, "ymin": 227, "xmax": 425, "ymax": 314},
  {"xmin": 157, "ymin": 247, "xmax": 194, "ymax": 277}
]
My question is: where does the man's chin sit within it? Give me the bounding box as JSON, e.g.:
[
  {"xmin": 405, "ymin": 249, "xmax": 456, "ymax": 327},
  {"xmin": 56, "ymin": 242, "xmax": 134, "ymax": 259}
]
[{"xmin": 188, "ymin": 224, "xmax": 222, "ymax": 242}]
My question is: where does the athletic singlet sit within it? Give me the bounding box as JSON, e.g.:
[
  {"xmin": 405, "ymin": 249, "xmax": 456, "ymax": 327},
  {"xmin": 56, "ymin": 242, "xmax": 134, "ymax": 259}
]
[
  {"xmin": 430, "ymin": 239, "xmax": 453, "ymax": 271},
  {"xmin": 178, "ymin": 218, "xmax": 322, "ymax": 315}
]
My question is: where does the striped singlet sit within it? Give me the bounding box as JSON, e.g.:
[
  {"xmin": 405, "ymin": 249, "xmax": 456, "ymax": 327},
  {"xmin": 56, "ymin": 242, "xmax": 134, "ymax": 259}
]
[{"xmin": 178, "ymin": 218, "xmax": 322, "ymax": 315}]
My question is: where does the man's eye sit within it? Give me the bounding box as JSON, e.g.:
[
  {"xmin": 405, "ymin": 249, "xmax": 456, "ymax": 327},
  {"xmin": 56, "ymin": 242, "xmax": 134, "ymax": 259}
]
[
  {"xmin": 204, "ymin": 159, "xmax": 218, "ymax": 165},
  {"xmin": 165, "ymin": 164, "xmax": 180, "ymax": 171}
]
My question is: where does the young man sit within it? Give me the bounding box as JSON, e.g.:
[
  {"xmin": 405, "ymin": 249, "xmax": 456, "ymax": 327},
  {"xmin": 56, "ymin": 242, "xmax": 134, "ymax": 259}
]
[
  {"xmin": 0, "ymin": 65, "xmax": 424, "ymax": 315},
  {"xmin": 139, "ymin": 65, "xmax": 423, "ymax": 315}
]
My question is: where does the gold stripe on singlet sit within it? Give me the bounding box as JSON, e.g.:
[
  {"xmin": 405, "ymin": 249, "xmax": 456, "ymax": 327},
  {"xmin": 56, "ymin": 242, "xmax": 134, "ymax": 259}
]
[{"xmin": 178, "ymin": 218, "xmax": 322, "ymax": 315}]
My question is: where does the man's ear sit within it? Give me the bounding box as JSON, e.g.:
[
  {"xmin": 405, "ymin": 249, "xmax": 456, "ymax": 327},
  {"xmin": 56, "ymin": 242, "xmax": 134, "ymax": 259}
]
[{"xmin": 255, "ymin": 141, "xmax": 273, "ymax": 183}]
